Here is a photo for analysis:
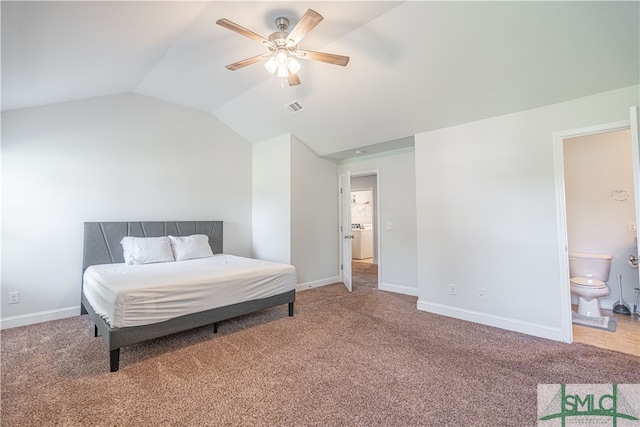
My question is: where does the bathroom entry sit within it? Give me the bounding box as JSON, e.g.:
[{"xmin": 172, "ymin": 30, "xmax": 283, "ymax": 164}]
[
  {"xmin": 555, "ymin": 111, "xmax": 640, "ymax": 347},
  {"xmin": 563, "ymin": 128, "xmax": 639, "ymax": 312}
]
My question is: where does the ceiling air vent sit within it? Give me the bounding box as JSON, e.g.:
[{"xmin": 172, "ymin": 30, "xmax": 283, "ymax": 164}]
[{"xmin": 284, "ymin": 100, "xmax": 305, "ymax": 115}]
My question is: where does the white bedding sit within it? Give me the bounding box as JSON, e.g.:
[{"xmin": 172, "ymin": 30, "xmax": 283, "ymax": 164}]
[{"xmin": 82, "ymin": 254, "xmax": 297, "ymax": 328}]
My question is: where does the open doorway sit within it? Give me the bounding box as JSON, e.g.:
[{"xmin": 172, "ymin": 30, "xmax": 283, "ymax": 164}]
[
  {"xmin": 562, "ymin": 128, "xmax": 639, "ymax": 355},
  {"xmin": 351, "ymin": 173, "xmax": 379, "ymax": 291},
  {"xmin": 554, "ymin": 110, "xmax": 640, "ymax": 355}
]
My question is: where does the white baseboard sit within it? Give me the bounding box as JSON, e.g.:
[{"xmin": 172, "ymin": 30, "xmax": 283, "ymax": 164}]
[
  {"xmin": 1, "ymin": 306, "xmax": 80, "ymax": 330},
  {"xmin": 296, "ymin": 278, "xmax": 419, "ymax": 297},
  {"xmin": 379, "ymin": 282, "xmax": 418, "ymax": 297},
  {"xmin": 416, "ymin": 300, "xmax": 564, "ymax": 342},
  {"xmin": 296, "ymin": 276, "xmax": 340, "ymax": 292}
]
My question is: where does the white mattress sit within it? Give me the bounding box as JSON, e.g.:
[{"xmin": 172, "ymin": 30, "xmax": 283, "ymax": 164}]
[{"xmin": 82, "ymin": 254, "xmax": 297, "ymax": 328}]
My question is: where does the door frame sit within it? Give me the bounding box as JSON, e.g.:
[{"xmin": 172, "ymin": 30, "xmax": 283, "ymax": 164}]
[
  {"xmin": 339, "ymin": 172, "xmax": 352, "ymax": 291},
  {"xmin": 553, "ymin": 117, "xmax": 637, "ymax": 343},
  {"xmin": 338, "ymin": 169, "xmax": 381, "ymax": 289}
]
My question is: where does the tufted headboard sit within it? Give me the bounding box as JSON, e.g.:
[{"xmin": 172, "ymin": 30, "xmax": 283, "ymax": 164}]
[{"xmin": 82, "ymin": 221, "xmax": 223, "ymax": 271}]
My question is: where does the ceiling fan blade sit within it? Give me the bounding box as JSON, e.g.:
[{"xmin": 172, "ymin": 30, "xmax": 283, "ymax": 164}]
[
  {"xmin": 296, "ymin": 50, "xmax": 350, "ymax": 67},
  {"xmin": 225, "ymin": 53, "xmax": 271, "ymax": 71},
  {"xmin": 216, "ymin": 18, "xmax": 270, "ymax": 45},
  {"xmin": 287, "ymin": 73, "xmax": 301, "ymax": 86},
  {"xmin": 286, "ymin": 9, "xmax": 323, "ymax": 46}
]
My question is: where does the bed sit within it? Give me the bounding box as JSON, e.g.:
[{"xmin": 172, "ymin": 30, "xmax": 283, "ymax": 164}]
[{"xmin": 81, "ymin": 221, "xmax": 296, "ymax": 372}]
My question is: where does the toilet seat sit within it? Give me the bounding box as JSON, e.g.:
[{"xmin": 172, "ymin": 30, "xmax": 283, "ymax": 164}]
[{"xmin": 570, "ymin": 277, "xmax": 607, "ymax": 289}]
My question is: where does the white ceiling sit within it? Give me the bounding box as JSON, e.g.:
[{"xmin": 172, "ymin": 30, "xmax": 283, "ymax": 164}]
[{"xmin": 2, "ymin": 1, "xmax": 638, "ymax": 159}]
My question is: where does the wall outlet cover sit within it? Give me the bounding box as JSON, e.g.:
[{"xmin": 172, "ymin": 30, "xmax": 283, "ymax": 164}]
[{"xmin": 9, "ymin": 291, "xmax": 20, "ymax": 304}]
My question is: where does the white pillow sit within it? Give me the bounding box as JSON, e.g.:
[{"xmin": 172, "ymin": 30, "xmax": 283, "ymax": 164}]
[
  {"xmin": 168, "ymin": 234, "xmax": 214, "ymax": 261},
  {"xmin": 120, "ymin": 236, "xmax": 175, "ymax": 265}
]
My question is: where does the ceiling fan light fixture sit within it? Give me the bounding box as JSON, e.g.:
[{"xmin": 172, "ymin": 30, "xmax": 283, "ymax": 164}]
[
  {"xmin": 276, "ymin": 51, "xmax": 288, "ymax": 66},
  {"xmin": 277, "ymin": 66, "xmax": 289, "ymax": 78},
  {"xmin": 264, "ymin": 57, "xmax": 278, "ymax": 74},
  {"xmin": 287, "ymin": 57, "xmax": 301, "ymax": 74}
]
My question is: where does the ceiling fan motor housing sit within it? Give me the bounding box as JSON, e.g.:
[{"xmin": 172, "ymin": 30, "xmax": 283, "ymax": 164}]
[
  {"xmin": 268, "ymin": 31, "xmax": 289, "ymax": 48},
  {"xmin": 275, "ymin": 17, "xmax": 290, "ymax": 31}
]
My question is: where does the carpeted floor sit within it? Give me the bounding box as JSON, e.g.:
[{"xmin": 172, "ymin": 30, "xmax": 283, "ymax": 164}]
[
  {"xmin": 2, "ymin": 262, "xmax": 639, "ymax": 426},
  {"xmin": 352, "ymin": 260, "xmax": 378, "ymax": 289}
]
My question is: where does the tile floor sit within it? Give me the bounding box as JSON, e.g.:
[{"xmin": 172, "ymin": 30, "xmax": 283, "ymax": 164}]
[{"xmin": 572, "ymin": 306, "xmax": 640, "ymax": 357}]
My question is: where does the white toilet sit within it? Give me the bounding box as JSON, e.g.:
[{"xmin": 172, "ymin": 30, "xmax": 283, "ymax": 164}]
[{"xmin": 569, "ymin": 252, "xmax": 612, "ymax": 317}]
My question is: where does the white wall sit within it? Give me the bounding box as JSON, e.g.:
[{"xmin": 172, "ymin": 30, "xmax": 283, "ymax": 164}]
[
  {"xmin": 415, "ymin": 85, "xmax": 639, "ymax": 341},
  {"xmin": 290, "ymin": 135, "xmax": 339, "ymax": 287},
  {"xmin": 252, "ymin": 135, "xmax": 291, "ymax": 264},
  {"xmin": 252, "ymin": 134, "xmax": 339, "ymax": 290},
  {"xmin": 339, "ymin": 147, "xmax": 418, "ymax": 295},
  {"xmin": 564, "ymin": 129, "xmax": 639, "ymax": 304},
  {"xmin": 351, "ymin": 190, "xmax": 374, "ymax": 226},
  {"xmin": 1, "ymin": 93, "xmax": 253, "ymax": 328}
]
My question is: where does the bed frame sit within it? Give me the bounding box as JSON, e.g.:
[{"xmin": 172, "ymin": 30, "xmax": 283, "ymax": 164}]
[{"xmin": 81, "ymin": 221, "xmax": 295, "ymax": 372}]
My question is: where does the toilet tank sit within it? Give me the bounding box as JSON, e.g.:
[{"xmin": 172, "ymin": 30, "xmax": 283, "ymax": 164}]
[{"xmin": 568, "ymin": 252, "xmax": 613, "ymax": 281}]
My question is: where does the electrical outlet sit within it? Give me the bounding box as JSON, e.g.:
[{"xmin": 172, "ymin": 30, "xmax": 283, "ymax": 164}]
[
  {"xmin": 477, "ymin": 288, "xmax": 486, "ymax": 301},
  {"xmin": 629, "ymin": 221, "xmax": 637, "ymax": 232},
  {"xmin": 449, "ymin": 284, "xmax": 457, "ymax": 295},
  {"xmin": 9, "ymin": 291, "xmax": 20, "ymax": 304}
]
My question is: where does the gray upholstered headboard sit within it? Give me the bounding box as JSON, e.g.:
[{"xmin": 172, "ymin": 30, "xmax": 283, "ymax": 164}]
[{"xmin": 82, "ymin": 221, "xmax": 223, "ymax": 271}]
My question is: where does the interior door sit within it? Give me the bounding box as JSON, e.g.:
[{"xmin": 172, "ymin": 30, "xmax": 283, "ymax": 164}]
[
  {"xmin": 630, "ymin": 106, "xmax": 640, "ymax": 289},
  {"xmin": 340, "ymin": 172, "xmax": 353, "ymax": 292}
]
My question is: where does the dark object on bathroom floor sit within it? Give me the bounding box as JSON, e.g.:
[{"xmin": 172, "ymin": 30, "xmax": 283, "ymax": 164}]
[
  {"xmin": 613, "ymin": 274, "xmax": 631, "ymax": 315},
  {"xmin": 613, "ymin": 303, "xmax": 631, "ymax": 315}
]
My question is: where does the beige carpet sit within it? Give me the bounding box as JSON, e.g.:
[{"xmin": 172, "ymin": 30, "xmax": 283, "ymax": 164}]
[{"xmin": 2, "ymin": 262, "xmax": 639, "ymax": 426}]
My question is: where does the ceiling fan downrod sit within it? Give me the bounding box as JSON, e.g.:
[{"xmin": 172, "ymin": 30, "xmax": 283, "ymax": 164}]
[{"xmin": 275, "ymin": 17, "xmax": 289, "ymax": 32}]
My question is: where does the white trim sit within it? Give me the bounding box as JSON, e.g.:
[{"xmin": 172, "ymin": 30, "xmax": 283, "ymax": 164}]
[
  {"xmin": 379, "ymin": 282, "xmax": 418, "ymax": 296},
  {"xmin": 552, "ymin": 131, "xmax": 572, "ymax": 343},
  {"xmin": 552, "ymin": 119, "xmax": 632, "ymax": 343},
  {"xmin": 296, "ymin": 276, "xmax": 340, "ymax": 292},
  {"xmin": 339, "ymin": 171, "xmax": 352, "ymax": 292},
  {"xmin": 1, "ymin": 306, "xmax": 80, "ymax": 330},
  {"xmin": 630, "ymin": 106, "xmax": 640, "ymax": 298},
  {"xmin": 375, "ymin": 172, "xmax": 381, "ymax": 281},
  {"xmin": 417, "ymin": 300, "xmax": 564, "ymax": 342},
  {"xmin": 338, "ymin": 174, "xmax": 345, "ymax": 284}
]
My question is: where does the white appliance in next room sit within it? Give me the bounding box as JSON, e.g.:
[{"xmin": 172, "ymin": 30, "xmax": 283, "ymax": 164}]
[{"xmin": 352, "ymin": 224, "xmax": 373, "ymax": 260}]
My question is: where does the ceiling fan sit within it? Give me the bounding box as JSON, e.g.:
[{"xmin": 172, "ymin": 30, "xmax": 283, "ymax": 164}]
[{"xmin": 216, "ymin": 9, "xmax": 350, "ymax": 86}]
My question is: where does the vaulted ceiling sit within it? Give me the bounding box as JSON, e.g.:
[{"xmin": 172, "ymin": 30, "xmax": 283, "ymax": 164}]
[{"xmin": 2, "ymin": 1, "xmax": 638, "ymax": 159}]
